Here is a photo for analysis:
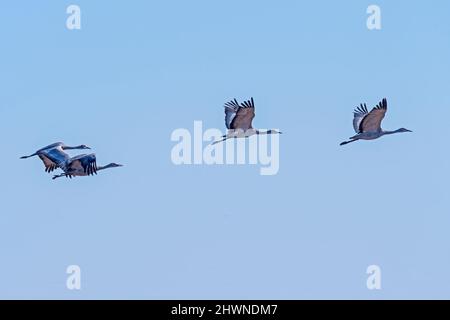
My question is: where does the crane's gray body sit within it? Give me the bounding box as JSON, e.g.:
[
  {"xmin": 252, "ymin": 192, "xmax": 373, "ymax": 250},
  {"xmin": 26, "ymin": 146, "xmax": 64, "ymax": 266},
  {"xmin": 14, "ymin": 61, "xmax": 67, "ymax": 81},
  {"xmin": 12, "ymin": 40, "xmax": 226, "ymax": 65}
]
[{"xmin": 340, "ymin": 98, "xmax": 411, "ymax": 146}]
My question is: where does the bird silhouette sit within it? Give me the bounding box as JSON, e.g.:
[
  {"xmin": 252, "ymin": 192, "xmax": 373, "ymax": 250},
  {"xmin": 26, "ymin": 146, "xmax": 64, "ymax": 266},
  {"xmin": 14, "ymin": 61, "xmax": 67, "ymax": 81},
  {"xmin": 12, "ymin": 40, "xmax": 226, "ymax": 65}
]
[
  {"xmin": 340, "ymin": 98, "xmax": 411, "ymax": 146},
  {"xmin": 212, "ymin": 97, "xmax": 282, "ymax": 145},
  {"xmin": 20, "ymin": 142, "xmax": 122, "ymax": 180}
]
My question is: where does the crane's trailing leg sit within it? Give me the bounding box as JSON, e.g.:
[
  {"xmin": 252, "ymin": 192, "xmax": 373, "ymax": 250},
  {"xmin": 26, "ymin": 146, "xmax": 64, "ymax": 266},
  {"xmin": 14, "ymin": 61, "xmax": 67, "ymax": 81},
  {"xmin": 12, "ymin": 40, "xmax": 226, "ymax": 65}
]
[
  {"xmin": 52, "ymin": 173, "xmax": 65, "ymax": 180},
  {"xmin": 20, "ymin": 153, "xmax": 37, "ymax": 159},
  {"xmin": 52, "ymin": 173, "xmax": 71, "ymax": 180},
  {"xmin": 211, "ymin": 135, "xmax": 230, "ymax": 146},
  {"xmin": 340, "ymin": 139, "xmax": 359, "ymax": 146}
]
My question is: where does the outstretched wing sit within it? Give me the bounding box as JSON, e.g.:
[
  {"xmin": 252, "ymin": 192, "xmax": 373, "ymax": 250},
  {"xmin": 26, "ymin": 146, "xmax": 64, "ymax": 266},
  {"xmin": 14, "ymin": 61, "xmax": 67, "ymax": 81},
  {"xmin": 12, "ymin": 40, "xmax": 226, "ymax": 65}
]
[
  {"xmin": 38, "ymin": 154, "xmax": 59, "ymax": 173},
  {"xmin": 70, "ymin": 154, "xmax": 98, "ymax": 176},
  {"xmin": 224, "ymin": 99, "xmax": 240, "ymax": 129},
  {"xmin": 36, "ymin": 142, "xmax": 64, "ymax": 153},
  {"xmin": 359, "ymin": 98, "xmax": 387, "ymax": 133},
  {"xmin": 352, "ymin": 98, "xmax": 387, "ymax": 133},
  {"xmin": 230, "ymin": 97, "xmax": 255, "ymax": 131},
  {"xmin": 353, "ymin": 103, "xmax": 369, "ymax": 133},
  {"xmin": 39, "ymin": 146, "xmax": 70, "ymax": 169}
]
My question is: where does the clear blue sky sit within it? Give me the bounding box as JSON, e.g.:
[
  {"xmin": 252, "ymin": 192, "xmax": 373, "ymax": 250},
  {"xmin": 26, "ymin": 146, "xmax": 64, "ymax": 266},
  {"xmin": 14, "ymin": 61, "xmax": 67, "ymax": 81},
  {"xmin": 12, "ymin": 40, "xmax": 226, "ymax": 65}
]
[{"xmin": 1, "ymin": 0, "xmax": 450, "ymax": 299}]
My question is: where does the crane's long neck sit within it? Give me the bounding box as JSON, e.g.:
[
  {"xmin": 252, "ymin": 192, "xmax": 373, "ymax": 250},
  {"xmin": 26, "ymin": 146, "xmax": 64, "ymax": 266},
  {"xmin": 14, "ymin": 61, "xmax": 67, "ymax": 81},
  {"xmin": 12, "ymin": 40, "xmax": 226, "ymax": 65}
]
[
  {"xmin": 97, "ymin": 163, "xmax": 117, "ymax": 171},
  {"xmin": 383, "ymin": 129, "xmax": 403, "ymax": 135},
  {"xmin": 64, "ymin": 145, "xmax": 85, "ymax": 150}
]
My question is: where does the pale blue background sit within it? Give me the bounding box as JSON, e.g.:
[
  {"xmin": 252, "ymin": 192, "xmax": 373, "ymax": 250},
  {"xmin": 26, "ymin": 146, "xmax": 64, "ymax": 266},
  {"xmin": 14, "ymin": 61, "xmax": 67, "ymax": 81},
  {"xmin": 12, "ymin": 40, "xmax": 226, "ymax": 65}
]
[{"xmin": 0, "ymin": 0, "xmax": 449, "ymax": 299}]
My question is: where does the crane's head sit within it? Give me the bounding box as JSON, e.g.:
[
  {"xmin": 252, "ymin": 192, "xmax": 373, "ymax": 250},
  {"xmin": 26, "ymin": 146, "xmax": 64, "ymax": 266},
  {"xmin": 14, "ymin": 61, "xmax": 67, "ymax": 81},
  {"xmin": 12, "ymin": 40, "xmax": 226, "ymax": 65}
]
[
  {"xmin": 268, "ymin": 129, "xmax": 283, "ymax": 134},
  {"xmin": 107, "ymin": 163, "xmax": 123, "ymax": 168},
  {"xmin": 64, "ymin": 144, "xmax": 91, "ymax": 150},
  {"xmin": 397, "ymin": 128, "xmax": 412, "ymax": 133}
]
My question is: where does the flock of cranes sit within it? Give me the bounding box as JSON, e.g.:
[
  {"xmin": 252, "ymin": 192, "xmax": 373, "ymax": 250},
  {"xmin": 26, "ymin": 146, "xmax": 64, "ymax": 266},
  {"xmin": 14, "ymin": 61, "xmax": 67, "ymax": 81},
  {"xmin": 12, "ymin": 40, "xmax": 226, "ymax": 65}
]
[
  {"xmin": 20, "ymin": 142, "xmax": 122, "ymax": 180},
  {"xmin": 20, "ymin": 97, "xmax": 410, "ymax": 181},
  {"xmin": 212, "ymin": 96, "xmax": 410, "ymax": 146}
]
